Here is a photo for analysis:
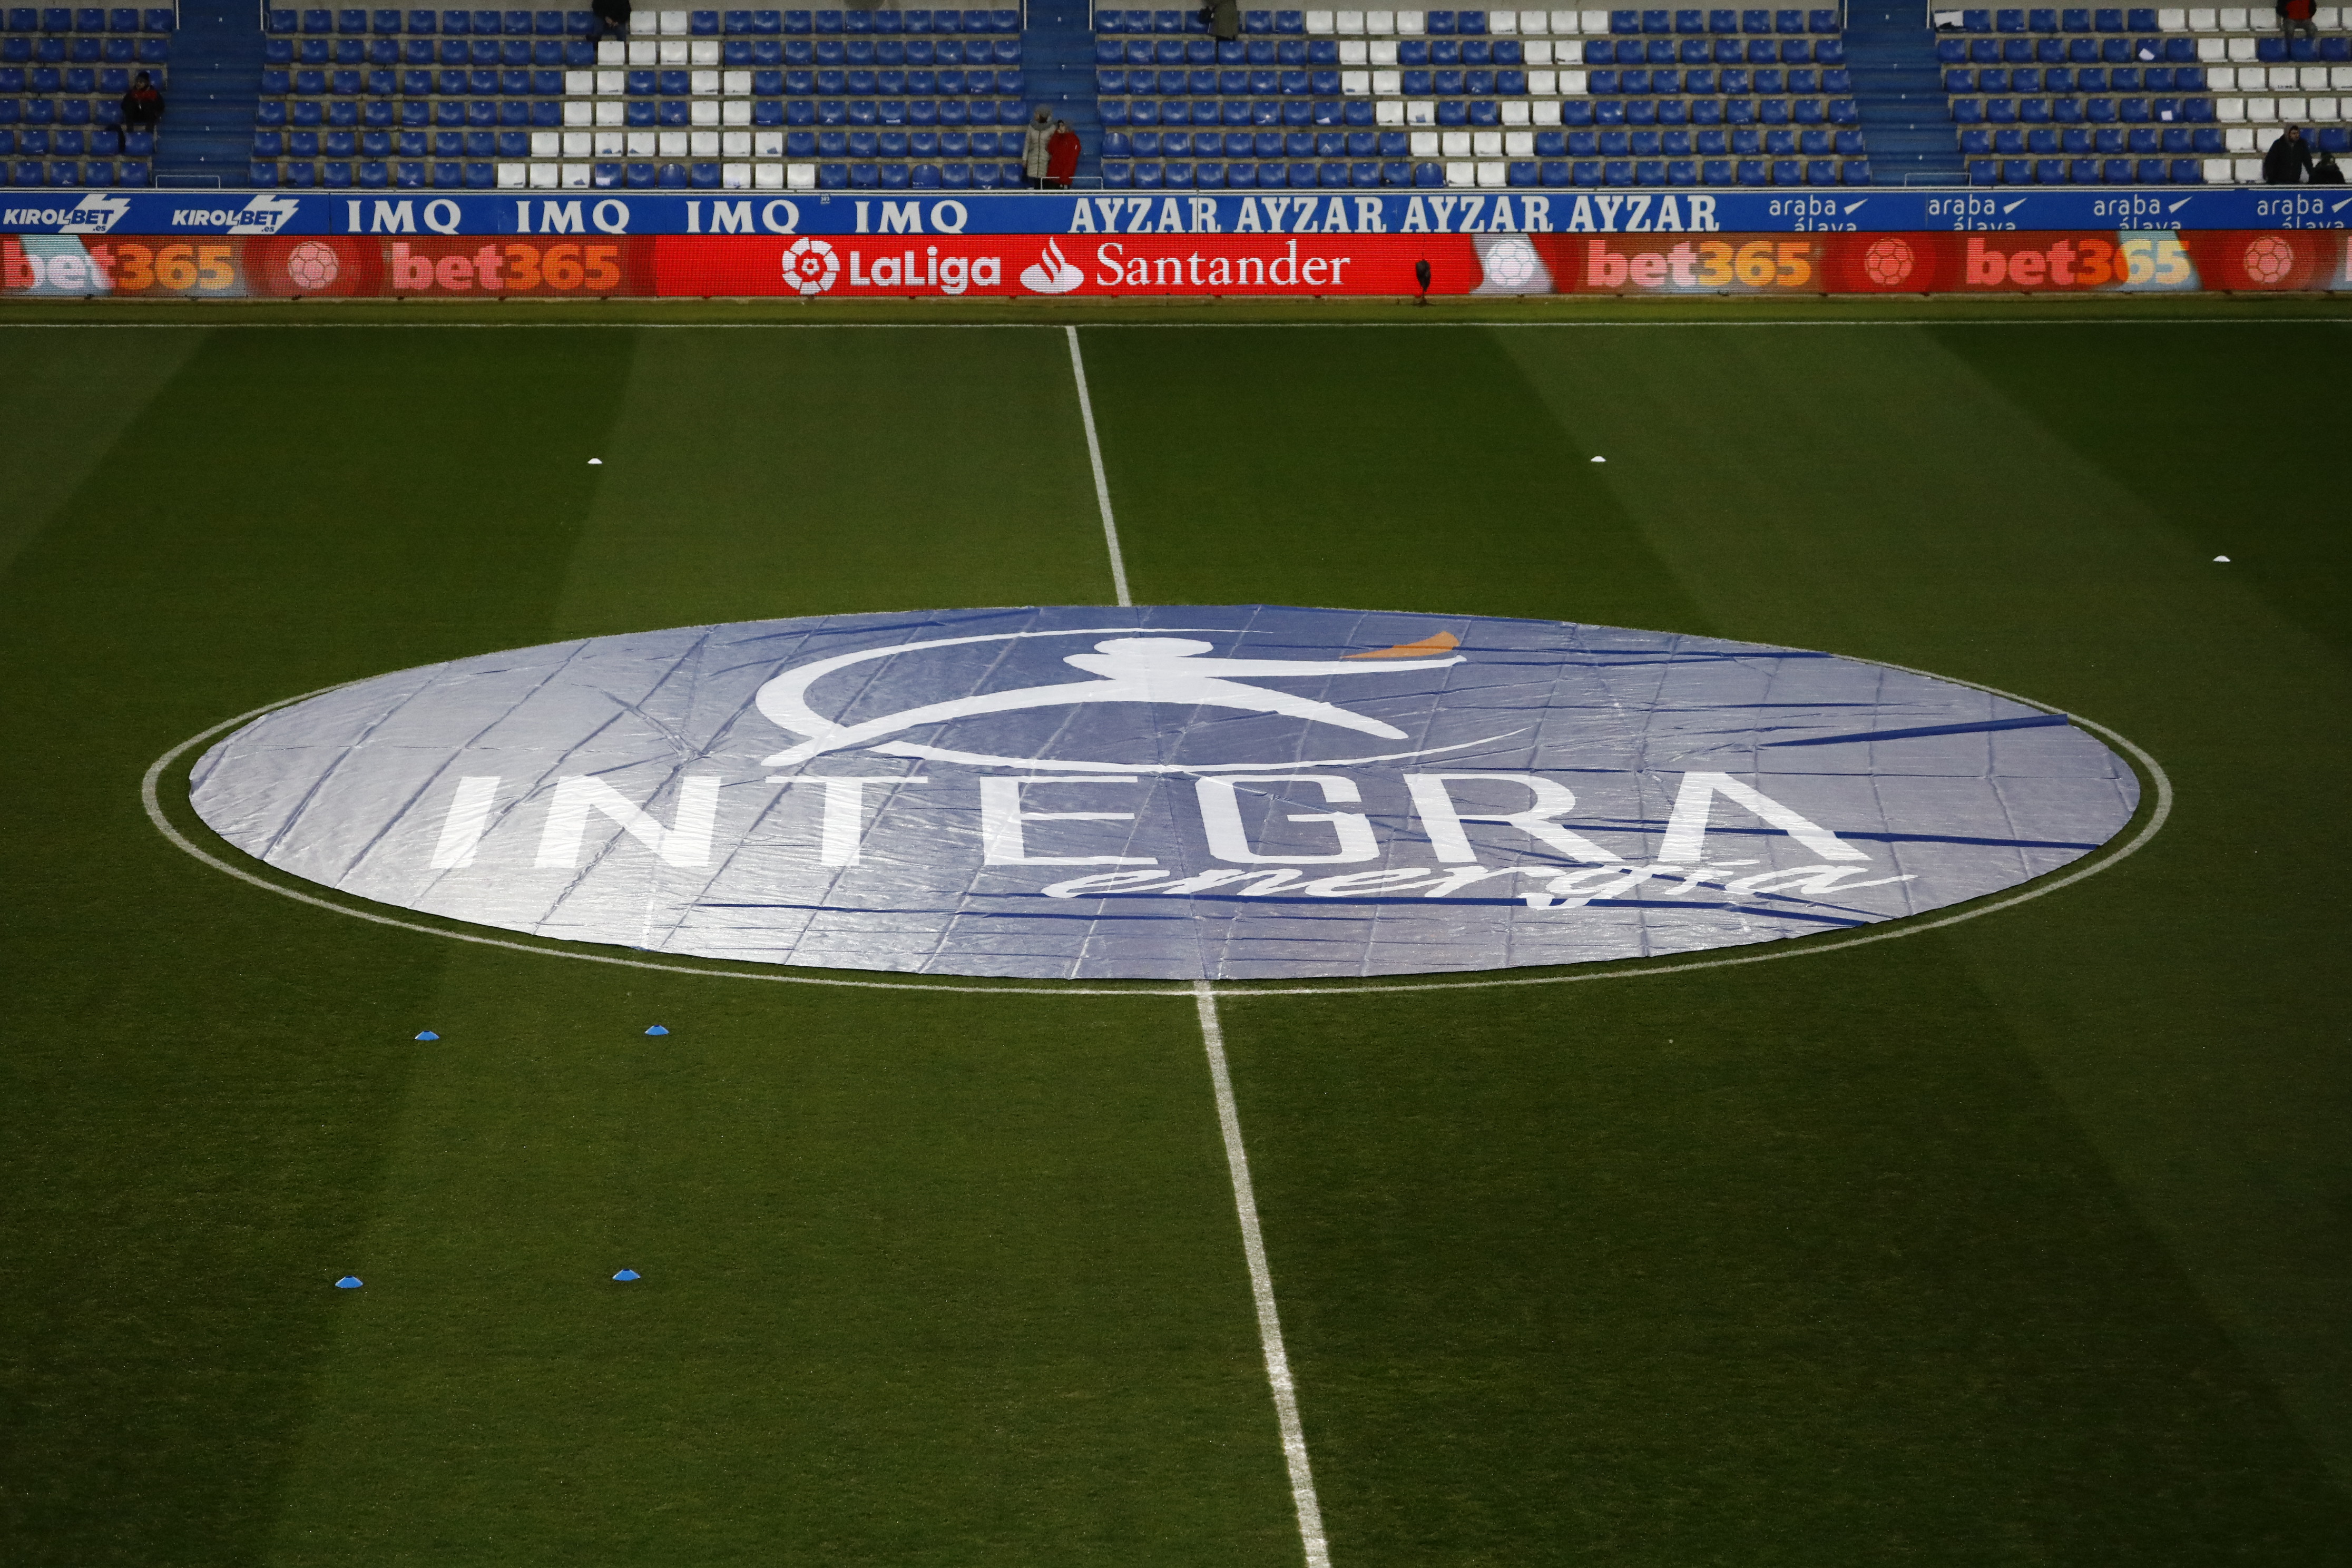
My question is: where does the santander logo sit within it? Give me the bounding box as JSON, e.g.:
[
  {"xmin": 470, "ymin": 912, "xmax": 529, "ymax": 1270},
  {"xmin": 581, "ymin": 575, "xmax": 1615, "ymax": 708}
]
[{"xmin": 1021, "ymin": 238, "xmax": 1085, "ymax": 295}]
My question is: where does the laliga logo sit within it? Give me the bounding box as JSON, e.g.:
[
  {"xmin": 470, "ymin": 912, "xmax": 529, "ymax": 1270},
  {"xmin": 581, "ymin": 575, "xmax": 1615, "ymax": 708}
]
[
  {"xmin": 1020, "ymin": 238, "xmax": 1084, "ymax": 295},
  {"xmin": 755, "ymin": 626, "xmax": 1516, "ymax": 772},
  {"xmin": 58, "ymin": 193, "xmax": 130, "ymax": 234},
  {"xmin": 783, "ymin": 235, "xmax": 839, "ymax": 295}
]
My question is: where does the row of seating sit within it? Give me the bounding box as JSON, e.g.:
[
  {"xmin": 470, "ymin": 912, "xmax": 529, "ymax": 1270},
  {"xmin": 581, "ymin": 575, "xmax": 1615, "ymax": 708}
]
[
  {"xmin": 266, "ymin": 7, "xmax": 1021, "ymax": 33},
  {"xmin": 261, "ymin": 61, "xmax": 1020, "ymax": 90},
  {"xmin": 1951, "ymin": 93, "xmax": 2218, "ymax": 119},
  {"xmin": 255, "ymin": 93, "xmax": 1029, "ymax": 125},
  {"xmin": 1110, "ymin": 35, "xmax": 1839, "ymax": 63},
  {"xmin": 3, "ymin": 154, "xmax": 148, "ymax": 179},
  {"xmin": 1103, "ymin": 57, "xmax": 1848, "ymax": 84},
  {"xmin": 2210, "ymin": 62, "xmax": 2352, "ymax": 85},
  {"xmin": 2207, "ymin": 94, "xmax": 2352, "ymax": 119},
  {"xmin": 244, "ymin": 155, "xmax": 1018, "ymax": 184},
  {"xmin": 1945, "ymin": 63, "xmax": 2211, "ymax": 86},
  {"xmin": 1966, "ymin": 122, "xmax": 2224, "ymax": 149},
  {"xmin": 1565, "ymin": 61, "xmax": 1849, "ymax": 83},
  {"xmin": 1102, "ymin": 154, "xmax": 1864, "ymax": 182},
  {"xmin": 1, "ymin": 63, "xmax": 164, "ymax": 88},
  {"xmin": 1559, "ymin": 37, "xmax": 1841, "ymax": 59},
  {"xmin": 1952, "ymin": 80, "xmax": 2352, "ymax": 110},
  {"xmin": 1944, "ymin": 4, "xmax": 2352, "ymax": 28},
  {"xmin": 610, "ymin": 34, "xmax": 1014, "ymax": 60},
  {"xmin": 0, "ymin": 95, "xmax": 145, "ymax": 122},
  {"xmin": 1101, "ymin": 92, "xmax": 1860, "ymax": 122},
  {"xmin": 1, "ymin": 31, "xmax": 166, "ymax": 58},
  {"xmin": 1106, "ymin": 122, "xmax": 1863, "ymax": 152},
  {"xmin": 1099, "ymin": 5, "xmax": 1838, "ymax": 30},
  {"xmin": 2170, "ymin": 4, "xmax": 2352, "ymax": 24},
  {"xmin": 0, "ymin": 121, "xmax": 147, "ymax": 148},
  {"xmin": 1966, "ymin": 154, "xmax": 2207, "ymax": 179},
  {"xmin": 1102, "ymin": 63, "xmax": 1550, "ymax": 91},
  {"xmin": 254, "ymin": 121, "xmax": 1031, "ymax": 153},
  {"xmin": 1941, "ymin": 6, "xmax": 2171, "ymax": 28},
  {"xmin": 269, "ymin": 37, "xmax": 599, "ymax": 63},
  {"xmin": 1942, "ymin": 30, "xmax": 2352, "ymax": 61},
  {"xmin": 0, "ymin": 6, "xmax": 172, "ymax": 30}
]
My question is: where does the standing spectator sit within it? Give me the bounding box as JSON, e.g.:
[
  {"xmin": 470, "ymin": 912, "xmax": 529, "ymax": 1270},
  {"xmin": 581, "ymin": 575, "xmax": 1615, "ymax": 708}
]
[
  {"xmin": 1046, "ymin": 118, "xmax": 1080, "ymax": 189},
  {"xmin": 2279, "ymin": 0, "xmax": 2318, "ymax": 42},
  {"xmin": 1210, "ymin": 0, "xmax": 1241, "ymax": 41},
  {"xmin": 120, "ymin": 70, "xmax": 163, "ymax": 140},
  {"xmin": 590, "ymin": 0, "xmax": 631, "ymax": 44},
  {"xmin": 2263, "ymin": 124, "xmax": 2314, "ymax": 183},
  {"xmin": 1022, "ymin": 105, "xmax": 1053, "ymax": 188}
]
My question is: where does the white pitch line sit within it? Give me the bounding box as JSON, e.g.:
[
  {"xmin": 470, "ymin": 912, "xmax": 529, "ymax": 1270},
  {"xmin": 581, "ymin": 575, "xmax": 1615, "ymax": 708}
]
[
  {"xmin": 1064, "ymin": 325, "xmax": 1132, "ymax": 607},
  {"xmin": 1195, "ymin": 980, "xmax": 1333, "ymax": 1568}
]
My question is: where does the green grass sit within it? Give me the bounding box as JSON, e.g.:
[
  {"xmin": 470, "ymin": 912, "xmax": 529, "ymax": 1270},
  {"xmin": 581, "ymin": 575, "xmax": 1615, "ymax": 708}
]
[{"xmin": 2, "ymin": 308, "xmax": 2347, "ymax": 1565}]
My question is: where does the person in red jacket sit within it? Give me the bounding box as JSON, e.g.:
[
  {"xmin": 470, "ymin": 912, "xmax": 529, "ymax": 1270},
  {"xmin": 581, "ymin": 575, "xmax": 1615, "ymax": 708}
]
[
  {"xmin": 120, "ymin": 71, "xmax": 163, "ymax": 139},
  {"xmin": 1046, "ymin": 119, "xmax": 1081, "ymax": 189},
  {"xmin": 2280, "ymin": 0, "xmax": 2317, "ymax": 42}
]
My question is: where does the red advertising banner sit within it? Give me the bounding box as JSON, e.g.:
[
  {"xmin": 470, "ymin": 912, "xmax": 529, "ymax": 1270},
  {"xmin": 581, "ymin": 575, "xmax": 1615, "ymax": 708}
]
[
  {"xmin": 6, "ymin": 229, "xmax": 2346, "ymax": 299},
  {"xmin": 653, "ymin": 232, "xmax": 1481, "ymax": 298},
  {"xmin": 1534, "ymin": 228, "xmax": 2352, "ymax": 295},
  {"xmin": 1, "ymin": 233, "xmax": 656, "ymax": 298}
]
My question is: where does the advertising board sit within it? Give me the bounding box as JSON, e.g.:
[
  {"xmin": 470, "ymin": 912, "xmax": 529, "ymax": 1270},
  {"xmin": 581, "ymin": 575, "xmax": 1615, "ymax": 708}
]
[
  {"xmin": 8, "ymin": 224, "xmax": 2343, "ymax": 297},
  {"xmin": 4, "ymin": 184, "xmax": 2351, "ymax": 239}
]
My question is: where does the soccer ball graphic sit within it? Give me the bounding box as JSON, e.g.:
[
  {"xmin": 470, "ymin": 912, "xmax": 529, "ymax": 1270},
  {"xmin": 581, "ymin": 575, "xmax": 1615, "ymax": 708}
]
[
  {"xmin": 1861, "ymin": 235, "xmax": 1915, "ymax": 287},
  {"xmin": 1478, "ymin": 233, "xmax": 1541, "ymax": 291},
  {"xmin": 284, "ymin": 240, "xmax": 339, "ymax": 292},
  {"xmin": 783, "ymin": 236, "xmax": 840, "ymax": 296},
  {"xmin": 2241, "ymin": 233, "xmax": 2295, "ymax": 286}
]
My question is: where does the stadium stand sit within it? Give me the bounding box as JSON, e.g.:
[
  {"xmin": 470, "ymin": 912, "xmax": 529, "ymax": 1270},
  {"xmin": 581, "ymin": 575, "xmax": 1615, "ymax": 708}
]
[
  {"xmin": 1094, "ymin": 7, "xmax": 1867, "ymax": 193},
  {"xmin": 0, "ymin": 5, "xmax": 173, "ymax": 189},
  {"xmin": 1934, "ymin": 5, "xmax": 2352, "ymax": 183},
  {"xmin": 244, "ymin": 7, "xmax": 1028, "ymax": 194}
]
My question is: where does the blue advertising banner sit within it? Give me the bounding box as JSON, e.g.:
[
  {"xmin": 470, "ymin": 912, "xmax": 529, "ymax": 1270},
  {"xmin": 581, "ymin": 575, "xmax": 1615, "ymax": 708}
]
[{"xmin": 5, "ymin": 183, "xmax": 2350, "ymax": 238}]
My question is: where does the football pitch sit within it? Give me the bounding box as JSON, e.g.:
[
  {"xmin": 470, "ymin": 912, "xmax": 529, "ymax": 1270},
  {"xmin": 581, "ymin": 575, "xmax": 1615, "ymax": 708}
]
[{"xmin": 4, "ymin": 298, "xmax": 2349, "ymax": 1566}]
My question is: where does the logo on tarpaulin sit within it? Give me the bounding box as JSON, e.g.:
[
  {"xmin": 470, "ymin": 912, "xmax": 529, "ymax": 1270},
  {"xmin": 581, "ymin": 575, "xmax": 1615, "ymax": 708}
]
[{"xmin": 187, "ymin": 607, "xmax": 2141, "ymax": 983}]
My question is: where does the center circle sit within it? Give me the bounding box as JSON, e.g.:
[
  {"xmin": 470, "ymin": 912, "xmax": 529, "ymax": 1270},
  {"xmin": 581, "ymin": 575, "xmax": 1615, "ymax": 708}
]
[{"xmin": 187, "ymin": 605, "xmax": 2140, "ymax": 982}]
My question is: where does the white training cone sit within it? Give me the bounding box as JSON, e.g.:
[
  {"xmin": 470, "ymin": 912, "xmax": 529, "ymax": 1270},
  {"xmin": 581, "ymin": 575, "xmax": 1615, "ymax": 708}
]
[
  {"xmin": 2213, "ymin": 555, "xmax": 2229, "ymax": 562},
  {"xmin": 1590, "ymin": 456, "xmax": 1606, "ymax": 463},
  {"xmin": 588, "ymin": 458, "xmax": 603, "ymax": 465}
]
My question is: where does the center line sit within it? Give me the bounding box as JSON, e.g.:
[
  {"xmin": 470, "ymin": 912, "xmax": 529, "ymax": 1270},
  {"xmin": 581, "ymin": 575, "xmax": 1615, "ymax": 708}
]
[
  {"xmin": 1195, "ymin": 980, "xmax": 1332, "ymax": 1568},
  {"xmin": 1065, "ymin": 325, "xmax": 1132, "ymax": 608}
]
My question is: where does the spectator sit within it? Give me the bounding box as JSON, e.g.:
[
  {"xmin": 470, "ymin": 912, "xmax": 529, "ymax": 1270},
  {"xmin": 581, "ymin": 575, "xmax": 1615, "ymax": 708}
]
[
  {"xmin": 1046, "ymin": 118, "xmax": 1080, "ymax": 188},
  {"xmin": 2313, "ymin": 149, "xmax": 2346, "ymax": 184},
  {"xmin": 120, "ymin": 70, "xmax": 163, "ymax": 139},
  {"xmin": 2262, "ymin": 124, "xmax": 2314, "ymax": 183},
  {"xmin": 1022, "ymin": 105, "xmax": 1053, "ymax": 189},
  {"xmin": 1210, "ymin": 0, "xmax": 1241, "ymax": 41},
  {"xmin": 590, "ymin": 0, "xmax": 630, "ymax": 43},
  {"xmin": 2279, "ymin": 0, "xmax": 2317, "ymax": 42}
]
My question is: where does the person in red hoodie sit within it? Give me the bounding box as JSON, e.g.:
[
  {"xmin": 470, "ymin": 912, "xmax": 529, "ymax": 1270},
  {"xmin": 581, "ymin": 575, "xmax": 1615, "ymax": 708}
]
[
  {"xmin": 2280, "ymin": 0, "xmax": 2318, "ymax": 42},
  {"xmin": 120, "ymin": 71, "xmax": 164, "ymax": 140},
  {"xmin": 1046, "ymin": 119, "xmax": 1081, "ymax": 189}
]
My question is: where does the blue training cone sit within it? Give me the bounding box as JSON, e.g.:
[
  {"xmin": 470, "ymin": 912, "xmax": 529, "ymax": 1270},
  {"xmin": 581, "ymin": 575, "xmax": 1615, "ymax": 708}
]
[
  {"xmin": 612, "ymin": 1269, "xmax": 640, "ymax": 1282},
  {"xmin": 644, "ymin": 1025, "xmax": 669, "ymax": 1036},
  {"xmin": 415, "ymin": 1031, "xmax": 439, "ymax": 1042},
  {"xmin": 335, "ymin": 1276, "xmax": 363, "ymax": 1289}
]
